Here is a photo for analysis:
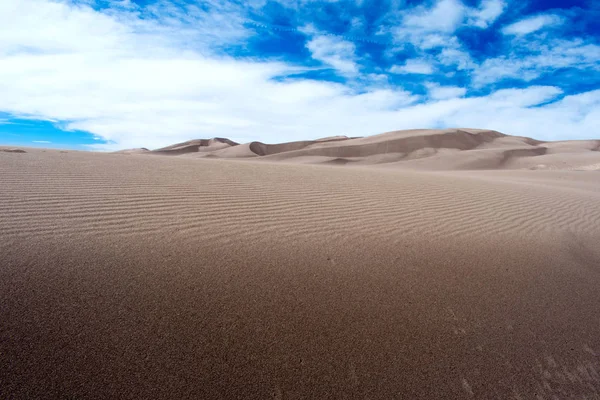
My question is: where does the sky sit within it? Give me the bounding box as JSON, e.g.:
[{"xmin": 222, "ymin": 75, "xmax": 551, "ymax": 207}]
[{"xmin": 0, "ymin": 0, "xmax": 599, "ymax": 150}]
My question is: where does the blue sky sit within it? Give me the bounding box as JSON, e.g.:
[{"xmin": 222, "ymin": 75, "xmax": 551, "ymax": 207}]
[{"xmin": 0, "ymin": 0, "xmax": 598, "ymax": 150}]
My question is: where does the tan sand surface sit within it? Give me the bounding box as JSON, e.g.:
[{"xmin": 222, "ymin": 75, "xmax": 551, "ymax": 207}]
[
  {"xmin": 131, "ymin": 129, "xmax": 600, "ymax": 172},
  {"xmin": 1, "ymin": 141, "xmax": 600, "ymax": 399}
]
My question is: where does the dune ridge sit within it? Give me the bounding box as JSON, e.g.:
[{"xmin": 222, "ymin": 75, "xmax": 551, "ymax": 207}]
[
  {"xmin": 151, "ymin": 137, "xmax": 239, "ymax": 155},
  {"xmin": 125, "ymin": 129, "xmax": 600, "ymax": 171}
]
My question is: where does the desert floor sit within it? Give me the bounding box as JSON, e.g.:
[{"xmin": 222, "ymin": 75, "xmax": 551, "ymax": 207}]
[{"xmin": 1, "ymin": 145, "xmax": 600, "ymax": 399}]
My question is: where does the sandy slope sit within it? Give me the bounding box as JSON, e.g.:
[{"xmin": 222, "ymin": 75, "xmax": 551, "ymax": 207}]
[
  {"xmin": 152, "ymin": 138, "xmax": 239, "ymax": 155},
  {"xmin": 132, "ymin": 129, "xmax": 600, "ymax": 171},
  {"xmin": 114, "ymin": 147, "xmax": 150, "ymax": 154},
  {"xmin": 1, "ymin": 147, "xmax": 600, "ymax": 399}
]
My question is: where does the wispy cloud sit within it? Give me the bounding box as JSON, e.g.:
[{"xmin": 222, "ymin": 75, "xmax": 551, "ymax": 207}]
[
  {"xmin": 305, "ymin": 34, "xmax": 358, "ymax": 76},
  {"xmin": 402, "ymin": 0, "xmax": 466, "ymax": 33},
  {"xmin": 467, "ymin": 0, "xmax": 506, "ymax": 28},
  {"xmin": 391, "ymin": 0, "xmax": 506, "ymax": 51},
  {"xmin": 32, "ymin": 140, "xmax": 51, "ymax": 143},
  {"xmin": 473, "ymin": 38, "xmax": 600, "ymax": 85},
  {"xmin": 390, "ymin": 60, "xmax": 434, "ymax": 75},
  {"xmin": 426, "ymin": 83, "xmax": 467, "ymax": 100},
  {"xmin": 391, "ymin": 0, "xmax": 466, "ymax": 51},
  {"xmin": 502, "ymin": 14, "xmax": 564, "ymax": 36}
]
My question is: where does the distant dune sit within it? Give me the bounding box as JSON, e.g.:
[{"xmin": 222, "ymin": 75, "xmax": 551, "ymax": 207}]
[
  {"xmin": 152, "ymin": 137, "xmax": 239, "ymax": 155},
  {"xmin": 129, "ymin": 128, "xmax": 600, "ymax": 171},
  {"xmin": 2, "ymin": 148, "xmax": 27, "ymax": 153},
  {"xmin": 114, "ymin": 147, "xmax": 150, "ymax": 154},
  {"xmin": 2, "ymin": 129, "xmax": 600, "ymax": 398}
]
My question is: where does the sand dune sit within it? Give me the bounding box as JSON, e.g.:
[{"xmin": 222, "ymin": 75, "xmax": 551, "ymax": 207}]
[
  {"xmin": 152, "ymin": 137, "xmax": 239, "ymax": 155},
  {"xmin": 1, "ymin": 144, "xmax": 600, "ymax": 399},
  {"xmin": 1, "ymin": 148, "xmax": 27, "ymax": 153},
  {"xmin": 129, "ymin": 129, "xmax": 600, "ymax": 171},
  {"xmin": 114, "ymin": 147, "xmax": 150, "ymax": 154},
  {"xmin": 196, "ymin": 136, "xmax": 354, "ymax": 159}
]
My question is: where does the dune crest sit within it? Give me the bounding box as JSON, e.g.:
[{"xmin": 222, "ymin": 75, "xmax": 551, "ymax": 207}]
[
  {"xmin": 1, "ymin": 148, "xmax": 27, "ymax": 153},
  {"xmin": 136, "ymin": 129, "xmax": 600, "ymax": 171},
  {"xmin": 151, "ymin": 137, "xmax": 239, "ymax": 155},
  {"xmin": 114, "ymin": 147, "xmax": 150, "ymax": 154}
]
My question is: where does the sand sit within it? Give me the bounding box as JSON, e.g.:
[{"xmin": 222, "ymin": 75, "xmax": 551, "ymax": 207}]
[
  {"xmin": 1, "ymin": 131, "xmax": 600, "ymax": 399},
  {"xmin": 138, "ymin": 129, "xmax": 600, "ymax": 172}
]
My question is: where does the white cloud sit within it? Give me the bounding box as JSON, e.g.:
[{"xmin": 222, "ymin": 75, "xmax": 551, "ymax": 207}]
[
  {"xmin": 487, "ymin": 86, "xmax": 562, "ymax": 107},
  {"xmin": 502, "ymin": 14, "xmax": 564, "ymax": 36},
  {"xmin": 305, "ymin": 35, "xmax": 358, "ymax": 76},
  {"xmin": 390, "ymin": 0, "xmax": 478, "ymax": 69},
  {"xmin": 472, "ymin": 39, "xmax": 600, "ymax": 85},
  {"xmin": 394, "ymin": 0, "xmax": 504, "ymax": 42},
  {"xmin": 403, "ymin": 0, "xmax": 466, "ymax": 33},
  {"xmin": 467, "ymin": 0, "xmax": 506, "ymax": 28},
  {"xmin": 418, "ymin": 34, "xmax": 450, "ymax": 50},
  {"xmin": 390, "ymin": 59, "xmax": 434, "ymax": 75},
  {"xmin": 32, "ymin": 140, "xmax": 51, "ymax": 143},
  {"xmin": 426, "ymin": 84, "xmax": 467, "ymax": 100},
  {"xmin": 438, "ymin": 47, "xmax": 475, "ymax": 70},
  {"xmin": 392, "ymin": 0, "xmax": 466, "ymax": 51}
]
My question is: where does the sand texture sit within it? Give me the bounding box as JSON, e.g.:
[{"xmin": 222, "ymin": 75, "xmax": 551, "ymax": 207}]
[{"xmin": 1, "ymin": 130, "xmax": 600, "ymax": 399}]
